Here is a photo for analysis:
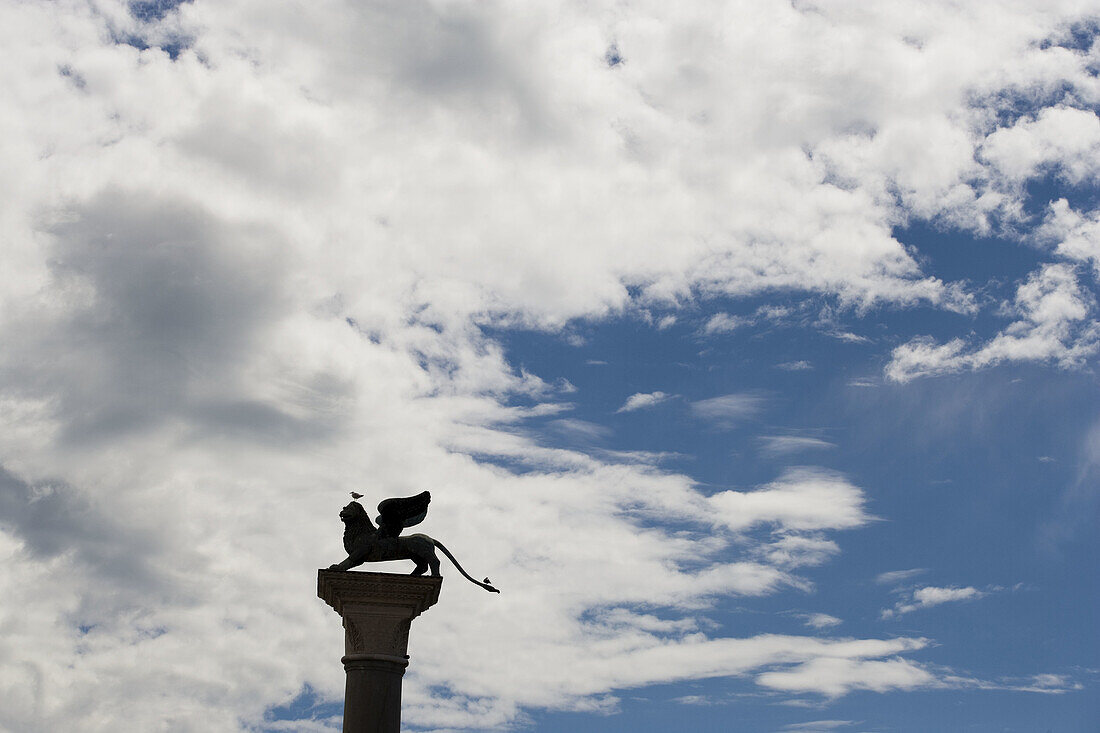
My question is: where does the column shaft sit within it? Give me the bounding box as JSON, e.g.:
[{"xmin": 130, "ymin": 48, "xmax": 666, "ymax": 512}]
[
  {"xmin": 317, "ymin": 571, "xmax": 442, "ymax": 733},
  {"xmin": 342, "ymin": 656, "xmax": 408, "ymax": 733}
]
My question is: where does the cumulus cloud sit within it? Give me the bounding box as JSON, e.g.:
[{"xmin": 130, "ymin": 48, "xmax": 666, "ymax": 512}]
[
  {"xmin": 882, "ymin": 586, "xmax": 986, "ymax": 618},
  {"xmin": 707, "ymin": 468, "xmax": 871, "ymax": 534},
  {"xmin": 617, "ymin": 391, "xmax": 673, "ymax": 413},
  {"xmin": 1039, "ymin": 198, "xmax": 1100, "ymax": 275},
  {"xmin": 982, "ymin": 107, "xmax": 1100, "ymax": 185},
  {"xmin": 0, "ymin": 0, "xmax": 1097, "ymax": 729},
  {"xmin": 886, "ymin": 264, "xmax": 1100, "ymax": 382}
]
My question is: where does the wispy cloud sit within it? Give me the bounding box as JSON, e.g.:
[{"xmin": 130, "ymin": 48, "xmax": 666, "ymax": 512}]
[
  {"xmin": 758, "ymin": 435, "xmax": 836, "ymax": 456},
  {"xmin": 776, "ymin": 360, "xmax": 813, "ymax": 371},
  {"xmin": 799, "ymin": 613, "xmax": 843, "ymax": 630},
  {"xmin": 875, "ymin": 568, "xmax": 928, "ymax": 585},
  {"xmin": 941, "ymin": 672, "xmax": 1085, "ymax": 695},
  {"xmin": 691, "ymin": 393, "xmax": 765, "ymax": 426},
  {"xmin": 828, "ymin": 331, "xmax": 871, "ymax": 344},
  {"xmin": 882, "ymin": 585, "xmax": 986, "ymax": 618},
  {"xmin": 782, "ymin": 721, "xmax": 855, "ymax": 732},
  {"xmin": 702, "ymin": 312, "xmax": 748, "ymax": 334},
  {"xmin": 547, "ymin": 418, "xmax": 612, "ymax": 442},
  {"xmin": 597, "ymin": 448, "xmax": 685, "ymax": 465},
  {"xmin": 758, "ymin": 655, "xmax": 936, "ymax": 697},
  {"xmin": 759, "ymin": 536, "xmax": 841, "ymax": 568},
  {"xmin": 701, "ymin": 306, "xmax": 802, "ymax": 337},
  {"xmin": 617, "ymin": 391, "xmax": 674, "ymax": 413}
]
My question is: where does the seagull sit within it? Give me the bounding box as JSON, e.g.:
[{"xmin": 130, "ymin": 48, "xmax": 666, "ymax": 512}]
[{"xmin": 350, "ymin": 492, "xmax": 364, "ymax": 500}]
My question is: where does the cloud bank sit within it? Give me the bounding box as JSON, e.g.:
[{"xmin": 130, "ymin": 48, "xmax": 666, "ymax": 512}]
[{"xmin": 0, "ymin": 0, "xmax": 1097, "ymax": 730}]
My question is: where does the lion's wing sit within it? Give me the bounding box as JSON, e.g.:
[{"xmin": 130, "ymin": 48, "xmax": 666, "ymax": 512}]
[{"xmin": 376, "ymin": 491, "xmax": 432, "ymax": 532}]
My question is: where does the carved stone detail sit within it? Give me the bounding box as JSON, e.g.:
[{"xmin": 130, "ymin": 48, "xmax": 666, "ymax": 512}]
[
  {"xmin": 318, "ymin": 570, "xmax": 442, "ymax": 658},
  {"xmin": 342, "ymin": 614, "xmax": 411, "ymax": 656}
]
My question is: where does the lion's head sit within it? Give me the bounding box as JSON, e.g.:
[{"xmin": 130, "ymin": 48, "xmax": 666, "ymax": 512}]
[
  {"xmin": 338, "ymin": 501, "xmax": 376, "ymax": 556},
  {"xmin": 339, "ymin": 501, "xmax": 369, "ymax": 524}
]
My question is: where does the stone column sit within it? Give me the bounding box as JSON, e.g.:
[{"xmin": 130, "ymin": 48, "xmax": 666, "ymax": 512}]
[{"xmin": 317, "ymin": 570, "xmax": 442, "ymax": 733}]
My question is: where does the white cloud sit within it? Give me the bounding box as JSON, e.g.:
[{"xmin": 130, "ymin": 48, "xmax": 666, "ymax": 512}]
[
  {"xmin": 757, "ymin": 656, "xmax": 937, "ymax": 697},
  {"xmin": 617, "ymin": 391, "xmax": 673, "ymax": 413},
  {"xmin": 547, "ymin": 418, "xmax": 613, "ymax": 442},
  {"xmin": 776, "ymin": 360, "xmax": 814, "ymax": 371},
  {"xmin": 760, "ymin": 536, "xmax": 840, "ymax": 568},
  {"xmin": 882, "ymin": 585, "xmax": 986, "ymax": 618},
  {"xmin": 691, "ymin": 393, "xmax": 766, "ymax": 425},
  {"xmin": 886, "ymin": 264, "xmax": 1100, "ymax": 382},
  {"xmin": 0, "ymin": 0, "xmax": 1096, "ymax": 729},
  {"xmin": 782, "ymin": 721, "xmax": 855, "ymax": 732},
  {"xmin": 596, "ymin": 448, "xmax": 685, "ymax": 466},
  {"xmin": 702, "ymin": 312, "xmax": 748, "ymax": 334},
  {"xmin": 875, "ymin": 568, "xmax": 927, "ymax": 585},
  {"xmin": 912, "ymin": 585, "xmax": 985, "ymax": 606},
  {"xmin": 829, "ymin": 332, "xmax": 872, "ymax": 344},
  {"xmin": 1039, "ymin": 198, "xmax": 1100, "ymax": 275},
  {"xmin": 800, "ymin": 613, "xmax": 843, "ymax": 630},
  {"xmin": 940, "ymin": 672, "xmax": 1084, "ymax": 695},
  {"xmin": 758, "ymin": 435, "xmax": 837, "ymax": 457},
  {"xmin": 1016, "ymin": 673, "xmax": 1083, "ymax": 693},
  {"xmin": 982, "ymin": 107, "xmax": 1100, "ymax": 185},
  {"xmin": 708, "ymin": 468, "xmax": 871, "ymax": 533}
]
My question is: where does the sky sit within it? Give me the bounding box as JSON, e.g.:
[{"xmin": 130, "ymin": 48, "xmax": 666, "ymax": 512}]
[{"xmin": 1, "ymin": 1, "xmax": 1099, "ymax": 731}]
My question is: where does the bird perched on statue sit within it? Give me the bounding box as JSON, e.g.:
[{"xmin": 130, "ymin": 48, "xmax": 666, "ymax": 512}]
[{"xmin": 349, "ymin": 492, "xmax": 363, "ymax": 500}]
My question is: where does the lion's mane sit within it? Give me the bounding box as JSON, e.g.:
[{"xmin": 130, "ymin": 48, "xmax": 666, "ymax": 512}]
[{"xmin": 340, "ymin": 501, "xmax": 375, "ymax": 555}]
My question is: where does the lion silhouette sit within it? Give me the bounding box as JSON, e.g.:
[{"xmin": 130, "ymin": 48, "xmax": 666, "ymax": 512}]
[{"xmin": 327, "ymin": 500, "xmax": 499, "ymax": 593}]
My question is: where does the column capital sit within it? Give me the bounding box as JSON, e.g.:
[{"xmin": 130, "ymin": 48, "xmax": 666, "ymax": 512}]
[
  {"xmin": 318, "ymin": 570, "xmax": 442, "ymax": 616},
  {"xmin": 317, "ymin": 570, "xmax": 442, "ymax": 658}
]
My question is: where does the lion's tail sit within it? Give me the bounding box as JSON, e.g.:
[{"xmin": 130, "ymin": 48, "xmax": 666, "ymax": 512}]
[{"xmin": 432, "ymin": 540, "xmax": 500, "ymax": 593}]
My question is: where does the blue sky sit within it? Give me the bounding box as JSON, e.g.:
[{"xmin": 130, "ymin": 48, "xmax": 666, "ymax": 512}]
[
  {"xmin": 497, "ymin": 308, "xmax": 1100, "ymax": 731},
  {"xmin": 1, "ymin": 1, "xmax": 1100, "ymax": 732}
]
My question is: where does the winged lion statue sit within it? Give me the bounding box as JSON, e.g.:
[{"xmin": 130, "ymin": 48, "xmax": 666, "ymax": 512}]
[{"xmin": 327, "ymin": 490, "xmax": 500, "ymax": 593}]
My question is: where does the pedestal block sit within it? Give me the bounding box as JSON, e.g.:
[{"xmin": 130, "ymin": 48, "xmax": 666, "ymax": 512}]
[{"xmin": 318, "ymin": 570, "xmax": 442, "ymax": 733}]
